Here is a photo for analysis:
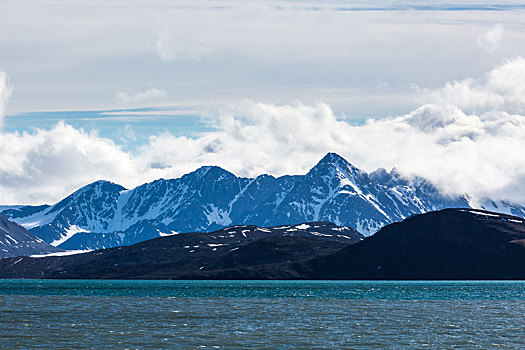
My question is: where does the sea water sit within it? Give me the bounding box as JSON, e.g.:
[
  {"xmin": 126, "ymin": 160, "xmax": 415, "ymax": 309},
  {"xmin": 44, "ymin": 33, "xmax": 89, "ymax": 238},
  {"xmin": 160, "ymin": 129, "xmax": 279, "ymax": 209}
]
[{"xmin": 1, "ymin": 280, "xmax": 524, "ymax": 348}]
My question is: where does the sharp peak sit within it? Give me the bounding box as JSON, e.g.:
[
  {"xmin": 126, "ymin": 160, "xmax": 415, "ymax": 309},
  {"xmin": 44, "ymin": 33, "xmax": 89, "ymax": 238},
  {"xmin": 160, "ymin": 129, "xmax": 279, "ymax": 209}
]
[
  {"xmin": 81, "ymin": 180, "xmax": 126, "ymax": 190},
  {"xmin": 85, "ymin": 179, "xmax": 119, "ymax": 185},
  {"xmin": 320, "ymin": 152, "xmax": 347, "ymax": 163},
  {"xmin": 314, "ymin": 152, "xmax": 359, "ymax": 171},
  {"xmin": 188, "ymin": 165, "xmax": 237, "ymax": 178}
]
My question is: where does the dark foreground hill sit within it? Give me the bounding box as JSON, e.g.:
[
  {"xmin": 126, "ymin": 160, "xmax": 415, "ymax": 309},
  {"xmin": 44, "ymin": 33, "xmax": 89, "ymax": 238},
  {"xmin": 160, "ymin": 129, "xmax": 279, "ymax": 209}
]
[
  {"xmin": 0, "ymin": 214, "xmax": 62, "ymax": 258},
  {"xmin": 297, "ymin": 208, "xmax": 525, "ymax": 280},
  {"xmin": 0, "ymin": 222, "xmax": 362, "ymax": 279}
]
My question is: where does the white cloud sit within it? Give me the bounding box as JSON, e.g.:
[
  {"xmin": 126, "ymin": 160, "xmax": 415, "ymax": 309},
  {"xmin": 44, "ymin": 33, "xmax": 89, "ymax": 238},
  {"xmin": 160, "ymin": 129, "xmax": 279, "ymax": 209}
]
[
  {"xmin": 478, "ymin": 24, "xmax": 504, "ymax": 52},
  {"xmin": 138, "ymin": 101, "xmax": 351, "ymax": 178},
  {"xmin": 135, "ymin": 96, "xmax": 525, "ymax": 204},
  {"xmin": 422, "ymin": 58, "xmax": 525, "ymax": 114},
  {"xmin": 3, "ymin": 59, "xmax": 525, "ymax": 205},
  {"xmin": 0, "ymin": 122, "xmax": 142, "ymax": 204},
  {"xmin": 156, "ymin": 29, "xmax": 209, "ymax": 62},
  {"xmin": 0, "ymin": 72, "xmax": 13, "ymax": 127},
  {"xmin": 116, "ymin": 88, "xmax": 166, "ymax": 104},
  {"xmin": 363, "ymin": 105, "xmax": 525, "ymax": 201}
]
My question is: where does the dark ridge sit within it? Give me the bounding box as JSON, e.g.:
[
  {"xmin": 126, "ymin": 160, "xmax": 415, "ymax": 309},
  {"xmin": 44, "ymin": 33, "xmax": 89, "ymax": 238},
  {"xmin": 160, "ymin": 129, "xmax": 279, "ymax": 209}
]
[
  {"xmin": 0, "ymin": 222, "xmax": 362, "ymax": 279},
  {"xmin": 300, "ymin": 208, "xmax": 525, "ymax": 280}
]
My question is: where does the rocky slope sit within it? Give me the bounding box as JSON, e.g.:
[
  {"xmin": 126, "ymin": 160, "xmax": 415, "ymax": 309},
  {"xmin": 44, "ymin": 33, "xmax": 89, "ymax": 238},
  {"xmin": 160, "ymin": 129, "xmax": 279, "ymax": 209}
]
[{"xmin": 0, "ymin": 214, "xmax": 63, "ymax": 258}]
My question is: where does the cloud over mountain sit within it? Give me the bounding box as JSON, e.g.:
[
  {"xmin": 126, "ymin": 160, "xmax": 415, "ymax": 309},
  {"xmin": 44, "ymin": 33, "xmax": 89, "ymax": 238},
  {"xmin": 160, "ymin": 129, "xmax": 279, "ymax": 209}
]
[{"xmin": 2, "ymin": 59, "xmax": 525, "ymax": 205}]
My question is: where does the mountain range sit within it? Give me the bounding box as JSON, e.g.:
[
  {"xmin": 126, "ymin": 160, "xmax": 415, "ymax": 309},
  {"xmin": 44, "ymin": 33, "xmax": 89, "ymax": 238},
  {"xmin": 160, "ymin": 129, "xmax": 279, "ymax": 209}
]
[
  {"xmin": 2, "ymin": 152, "xmax": 525, "ymax": 251},
  {"xmin": 2, "ymin": 209, "xmax": 525, "ymax": 280}
]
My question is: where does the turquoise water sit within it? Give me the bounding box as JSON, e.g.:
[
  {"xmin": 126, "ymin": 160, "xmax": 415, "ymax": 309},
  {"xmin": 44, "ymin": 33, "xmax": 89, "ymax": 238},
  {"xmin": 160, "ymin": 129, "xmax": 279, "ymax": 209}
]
[
  {"xmin": 2, "ymin": 280, "xmax": 525, "ymax": 299},
  {"xmin": 1, "ymin": 280, "xmax": 525, "ymax": 348}
]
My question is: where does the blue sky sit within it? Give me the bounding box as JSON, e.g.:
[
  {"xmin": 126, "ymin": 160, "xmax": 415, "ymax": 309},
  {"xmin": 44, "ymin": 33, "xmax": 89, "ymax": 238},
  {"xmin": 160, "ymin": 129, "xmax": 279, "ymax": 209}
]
[
  {"xmin": 4, "ymin": 108, "xmax": 214, "ymax": 153},
  {"xmin": 2, "ymin": 1, "xmax": 525, "ymax": 204}
]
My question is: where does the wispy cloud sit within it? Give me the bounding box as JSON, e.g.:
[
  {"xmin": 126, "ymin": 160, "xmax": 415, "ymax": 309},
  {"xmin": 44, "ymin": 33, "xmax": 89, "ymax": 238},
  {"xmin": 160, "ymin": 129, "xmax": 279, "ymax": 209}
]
[
  {"xmin": 119, "ymin": 123, "xmax": 137, "ymax": 143},
  {"xmin": 0, "ymin": 72, "xmax": 13, "ymax": 127},
  {"xmin": 478, "ymin": 24, "xmax": 504, "ymax": 52},
  {"xmin": 99, "ymin": 108, "xmax": 206, "ymax": 116},
  {"xmin": 156, "ymin": 29, "xmax": 209, "ymax": 62},
  {"xmin": 116, "ymin": 88, "xmax": 167, "ymax": 104},
  {"xmin": 331, "ymin": 4, "xmax": 525, "ymax": 12}
]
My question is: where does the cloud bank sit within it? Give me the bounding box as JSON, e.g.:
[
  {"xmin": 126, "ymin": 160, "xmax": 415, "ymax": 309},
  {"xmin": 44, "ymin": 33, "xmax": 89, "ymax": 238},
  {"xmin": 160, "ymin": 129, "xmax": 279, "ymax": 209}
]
[
  {"xmin": 4, "ymin": 0, "xmax": 525, "ymax": 116},
  {"xmin": 2, "ymin": 59, "xmax": 525, "ymax": 205}
]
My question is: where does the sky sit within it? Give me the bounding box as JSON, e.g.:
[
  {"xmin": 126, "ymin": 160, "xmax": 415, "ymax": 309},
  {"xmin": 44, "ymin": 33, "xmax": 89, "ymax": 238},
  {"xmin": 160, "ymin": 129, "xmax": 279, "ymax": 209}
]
[{"xmin": 2, "ymin": 0, "xmax": 525, "ymax": 204}]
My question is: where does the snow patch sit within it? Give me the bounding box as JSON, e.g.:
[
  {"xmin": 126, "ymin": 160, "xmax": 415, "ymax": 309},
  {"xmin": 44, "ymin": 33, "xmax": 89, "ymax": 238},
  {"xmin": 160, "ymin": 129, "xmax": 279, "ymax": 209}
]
[
  {"xmin": 204, "ymin": 204, "xmax": 232, "ymax": 226},
  {"xmin": 158, "ymin": 230, "xmax": 178, "ymax": 237},
  {"xmin": 4, "ymin": 234, "xmax": 18, "ymax": 244},
  {"xmin": 466, "ymin": 210, "xmax": 501, "ymax": 218},
  {"xmin": 295, "ymin": 224, "xmax": 311, "ymax": 230},
  {"xmin": 13, "ymin": 207, "xmax": 59, "ymax": 229},
  {"xmin": 310, "ymin": 232, "xmax": 332, "ymax": 237},
  {"xmin": 51, "ymin": 225, "xmax": 90, "ymax": 246},
  {"xmin": 31, "ymin": 250, "xmax": 92, "ymax": 258}
]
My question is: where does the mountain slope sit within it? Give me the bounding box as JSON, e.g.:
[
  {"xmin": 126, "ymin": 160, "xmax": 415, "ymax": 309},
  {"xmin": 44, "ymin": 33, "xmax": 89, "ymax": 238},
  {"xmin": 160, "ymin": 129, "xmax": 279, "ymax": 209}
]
[
  {"xmin": 2, "ymin": 153, "xmax": 523, "ymax": 250},
  {"xmin": 301, "ymin": 209, "xmax": 525, "ymax": 280},
  {"xmin": 0, "ymin": 222, "xmax": 362, "ymax": 279},
  {"xmin": 0, "ymin": 214, "xmax": 63, "ymax": 258}
]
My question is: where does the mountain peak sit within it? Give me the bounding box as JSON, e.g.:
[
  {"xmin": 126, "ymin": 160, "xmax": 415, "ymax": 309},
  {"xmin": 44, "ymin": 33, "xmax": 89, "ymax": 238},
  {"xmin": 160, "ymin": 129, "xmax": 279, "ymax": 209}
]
[
  {"xmin": 72, "ymin": 180, "xmax": 127, "ymax": 198},
  {"xmin": 319, "ymin": 152, "xmax": 348, "ymax": 165},
  {"xmin": 190, "ymin": 165, "xmax": 234, "ymax": 178},
  {"xmin": 311, "ymin": 152, "xmax": 361, "ymax": 176},
  {"xmin": 46, "ymin": 180, "xmax": 127, "ymax": 215},
  {"xmin": 181, "ymin": 165, "xmax": 238, "ymax": 185},
  {"xmin": 84, "ymin": 180, "xmax": 126, "ymax": 191}
]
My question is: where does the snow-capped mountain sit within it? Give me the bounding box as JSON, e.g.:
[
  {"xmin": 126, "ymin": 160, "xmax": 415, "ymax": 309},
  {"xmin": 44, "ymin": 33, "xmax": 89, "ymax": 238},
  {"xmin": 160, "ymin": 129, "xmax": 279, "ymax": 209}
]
[
  {"xmin": 0, "ymin": 214, "xmax": 63, "ymax": 258},
  {"xmin": 3, "ymin": 152, "xmax": 525, "ymax": 250}
]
